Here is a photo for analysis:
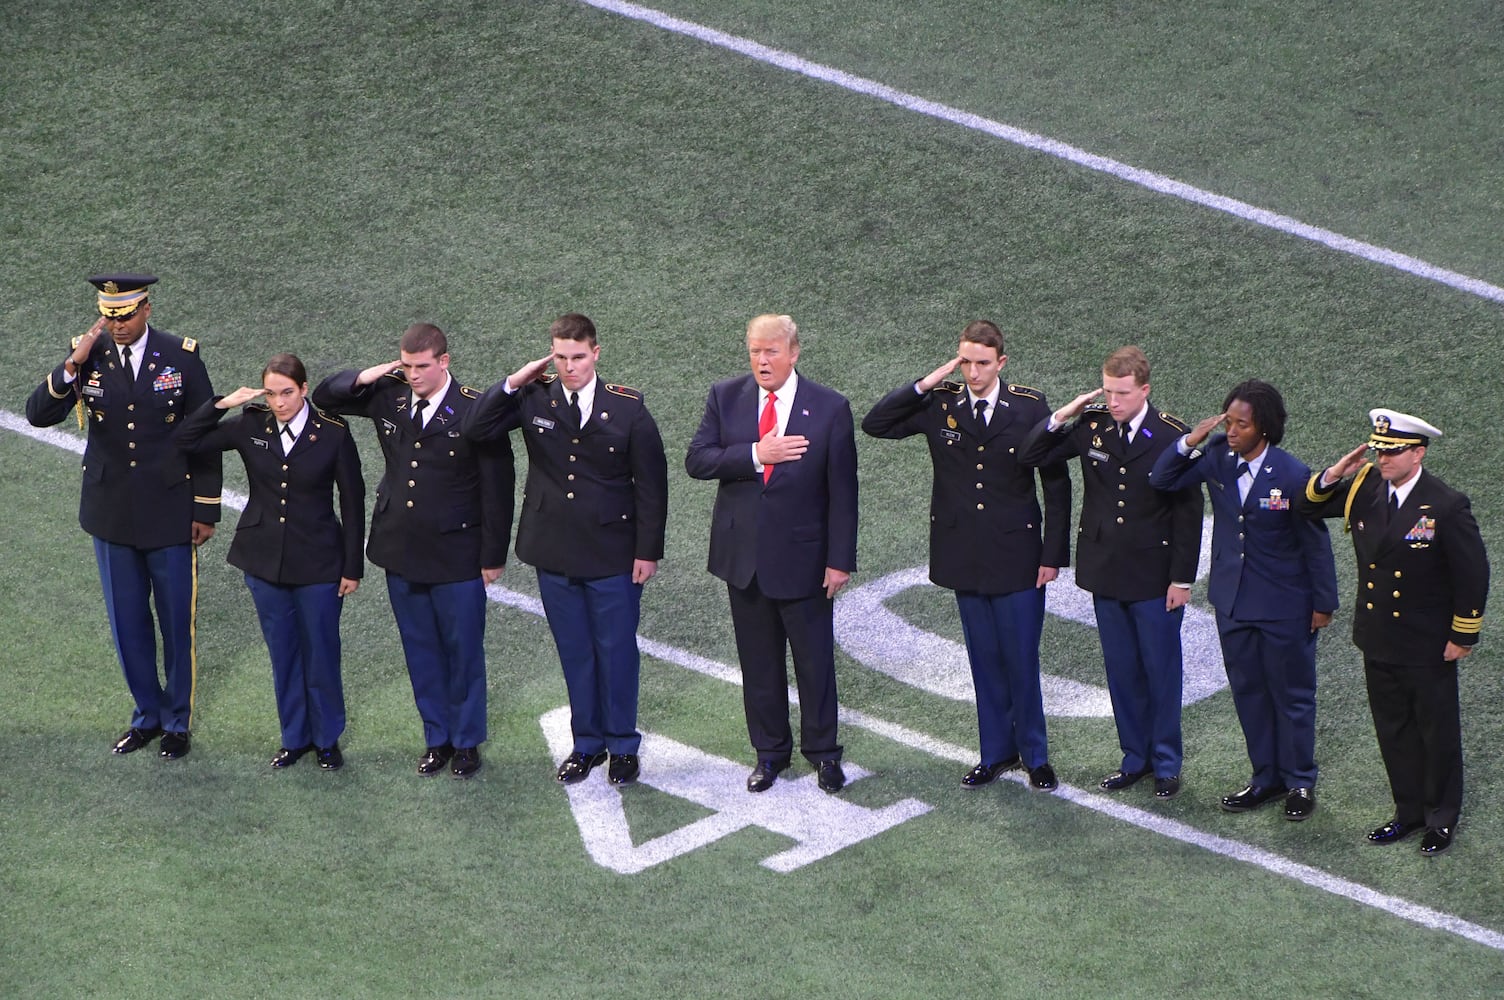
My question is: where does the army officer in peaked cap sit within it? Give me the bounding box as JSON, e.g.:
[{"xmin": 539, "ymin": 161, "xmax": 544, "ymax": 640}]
[
  {"xmin": 26, "ymin": 274, "xmax": 222, "ymax": 760},
  {"xmin": 1299, "ymin": 409, "xmax": 1489, "ymax": 855}
]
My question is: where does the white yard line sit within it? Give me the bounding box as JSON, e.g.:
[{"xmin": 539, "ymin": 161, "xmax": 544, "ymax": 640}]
[
  {"xmin": 5, "ymin": 407, "xmax": 1501, "ymax": 950},
  {"xmin": 577, "ymin": 0, "xmax": 1504, "ymax": 305}
]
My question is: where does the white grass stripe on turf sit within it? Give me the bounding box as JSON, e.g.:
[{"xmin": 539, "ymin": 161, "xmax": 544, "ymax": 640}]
[
  {"xmin": 4, "ymin": 406, "xmax": 1501, "ymax": 951},
  {"xmin": 576, "ymin": 0, "xmax": 1504, "ymax": 306}
]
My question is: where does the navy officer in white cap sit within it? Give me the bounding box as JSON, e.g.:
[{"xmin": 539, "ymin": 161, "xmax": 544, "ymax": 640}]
[{"xmin": 1299, "ymin": 408, "xmax": 1489, "ymax": 855}]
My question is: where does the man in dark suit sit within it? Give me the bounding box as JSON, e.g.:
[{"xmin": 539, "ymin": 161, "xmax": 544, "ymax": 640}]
[
  {"xmin": 1299, "ymin": 408, "xmax": 1488, "ymax": 854},
  {"xmin": 862, "ymin": 320, "xmax": 1070, "ymax": 791},
  {"xmin": 313, "ymin": 323, "xmax": 514, "ymax": 778},
  {"xmin": 26, "ymin": 273, "xmax": 222, "ymax": 759},
  {"xmin": 464, "ymin": 314, "xmax": 668, "ymax": 787},
  {"xmin": 686, "ymin": 313, "xmax": 859, "ymax": 794},
  {"xmin": 1020, "ymin": 345, "xmax": 1202, "ymax": 798},
  {"xmin": 1150, "ymin": 379, "xmax": 1338, "ymax": 820}
]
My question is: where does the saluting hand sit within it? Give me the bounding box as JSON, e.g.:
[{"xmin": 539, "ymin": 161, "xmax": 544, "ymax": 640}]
[
  {"xmin": 1186, "ymin": 412, "xmax": 1228, "ymax": 448},
  {"xmin": 355, "ymin": 359, "xmax": 402, "ymax": 386},
  {"xmin": 916, "ymin": 356, "xmax": 962, "ymax": 393},
  {"xmin": 757, "ymin": 429, "xmax": 809, "ymax": 466},
  {"xmin": 215, "ymin": 387, "xmax": 267, "ymax": 410},
  {"xmin": 70, "ymin": 318, "xmax": 106, "ymax": 366},
  {"xmin": 1323, "ymin": 442, "xmax": 1371, "ymax": 485},
  {"xmin": 1052, "ymin": 388, "xmax": 1103, "ymax": 426},
  {"xmin": 507, "ymin": 355, "xmax": 553, "ymax": 391}
]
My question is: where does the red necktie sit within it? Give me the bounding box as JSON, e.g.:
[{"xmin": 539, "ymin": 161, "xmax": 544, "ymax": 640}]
[{"xmin": 759, "ymin": 391, "xmax": 777, "ymax": 483}]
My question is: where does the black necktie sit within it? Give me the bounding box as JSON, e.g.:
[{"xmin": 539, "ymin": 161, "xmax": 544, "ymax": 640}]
[
  {"xmin": 1388, "ymin": 491, "xmax": 1400, "ymax": 519},
  {"xmin": 282, "ymin": 425, "xmax": 296, "ymax": 449},
  {"xmin": 974, "ymin": 399, "xmax": 988, "ymax": 426},
  {"xmin": 1118, "ymin": 421, "xmax": 1129, "ymax": 442},
  {"xmin": 122, "ymin": 344, "xmax": 133, "ymax": 377},
  {"xmin": 412, "ymin": 398, "xmax": 427, "ymax": 429},
  {"xmin": 569, "ymin": 391, "xmax": 583, "ymax": 428},
  {"xmin": 1235, "ymin": 461, "xmax": 1249, "ymax": 481}
]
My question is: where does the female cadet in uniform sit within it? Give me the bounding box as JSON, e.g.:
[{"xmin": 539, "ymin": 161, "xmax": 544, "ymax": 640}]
[{"xmin": 178, "ymin": 353, "xmax": 365, "ymax": 769}]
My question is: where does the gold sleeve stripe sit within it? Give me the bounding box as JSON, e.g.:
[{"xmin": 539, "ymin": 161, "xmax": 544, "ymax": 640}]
[
  {"xmin": 47, "ymin": 373, "xmax": 70, "ymax": 399},
  {"xmin": 1453, "ymin": 616, "xmax": 1483, "ymax": 634},
  {"xmin": 193, "ymin": 495, "xmax": 223, "ymax": 505},
  {"xmin": 1304, "ymin": 472, "xmax": 1335, "ymax": 503}
]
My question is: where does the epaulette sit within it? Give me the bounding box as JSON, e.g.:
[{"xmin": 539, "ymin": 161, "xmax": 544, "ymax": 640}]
[
  {"xmin": 605, "ymin": 382, "xmax": 642, "ymax": 400},
  {"xmin": 539, "ymin": 373, "xmax": 559, "ymax": 384},
  {"xmin": 460, "ymin": 385, "xmax": 481, "ymax": 399},
  {"xmin": 1007, "ymin": 383, "xmax": 1043, "ymax": 401},
  {"xmin": 314, "ymin": 406, "xmax": 346, "ymax": 428},
  {"xmin": 933, "ymin": 381, "xmax": 964, "ymax": 394},
  {"xmin": 1083, "ymin": 402, "xmax": 1110, "ymax": 413},
  {"xmin": 1159, "ymin": 410, "xmax": 1189, "ymax": 433},
  {"xmin": 182, "ymin": 338, "xmax": 198, "ymax": 352},
  {"xmin": 245, "ymin": 401, "xmax": 271, "ymax": 413}
]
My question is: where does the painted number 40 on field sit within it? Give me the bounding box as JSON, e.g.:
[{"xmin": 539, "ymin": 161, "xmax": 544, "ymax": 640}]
[{"xmin": 540, "ymin": 708, "xmax": 931, "ymax": 873}]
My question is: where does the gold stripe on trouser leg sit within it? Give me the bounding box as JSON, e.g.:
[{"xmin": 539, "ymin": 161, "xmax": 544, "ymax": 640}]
[{"xmin": 189, "ymin": 545, "xmax": 199, "ymax": 730}]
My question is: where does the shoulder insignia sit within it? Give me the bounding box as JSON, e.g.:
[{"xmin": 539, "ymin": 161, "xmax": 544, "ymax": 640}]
[
  {"xmin": 605, "ymin": 382, "xmax": 642, "ymax": 399},
  {"xmin": 244, "ymin": 401, "xmax": 271, "ymax": 413},
  {"xmin": 182, "ymin": 338, "xmax": 198, "ymax": 352},
  {"xmin": 1006, "ymin": 383, "xmax": 1043, "ymax": 401},
  {"xmin": 314, "ymin": 406, "xmax": 346, "ymax": 427},
  {"xmin": 460, "ymin": 385, "xmax": 481, "ymax": 399},
  {"xmin": 1159, "ymin": 411, "xmax": 1189, "ymax": 432},
  {"xmin": 1083, "ymin": 402, "xmax": 1110, "ymax": 413},
  {"xmin": 539, "ymin": 372, "xmax": 559, "ymax": 384}
]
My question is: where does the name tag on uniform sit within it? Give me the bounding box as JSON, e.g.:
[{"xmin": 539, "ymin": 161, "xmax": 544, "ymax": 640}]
[
  {"xmin": 82, "ymin": 384, "xmax": 104, "ymax": 398},
  {"xmin": 532, "ymin": 415, "xmax": 556, "ymax": 430},
  {"xmin": 940, "ymin": 429, "xmax": 961, "ymax": 442},
  {"xmin": 251, "ymin": 438, "xmax": 269, "ymax": 449},
  {"xmin": 1087, "ymin": 448, "xmax": 1110, "ymax": 462}
]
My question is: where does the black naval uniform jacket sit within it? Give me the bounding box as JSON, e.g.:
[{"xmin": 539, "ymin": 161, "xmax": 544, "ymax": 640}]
[
  {"xmin": 462, "ymin": 374, "xmax": 668, "ymax": 578},
  {"xmin": 313, "ymin": 369, "xmax": 514, "ymax": 585},
  {"xmin": 176, "ymin": 399, "xmax": 366, "ymax": 585},
  {"xmin": 1299, "ymin": 465, "xmax": 1488, "ymax": 664},
  {"xmin": 862, "ymin": 380, "xmax": 1071, "ymax": 595},
  {"xmin": 1019, "ymin": 402, "xmax": 1202, "ymax": 603},
  {"xmin": 26, "ymin": 326, "xmax": 222, "ymax": 549}
]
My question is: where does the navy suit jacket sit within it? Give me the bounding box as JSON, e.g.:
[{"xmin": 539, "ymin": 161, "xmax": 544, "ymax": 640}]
[
  {"xmin": 685, "ymin": 372, "xmax": 858, "ymax": 600},
  {"xmin": 1151, "ymin": 434, "xmax": 1337, "ymax": 623}
]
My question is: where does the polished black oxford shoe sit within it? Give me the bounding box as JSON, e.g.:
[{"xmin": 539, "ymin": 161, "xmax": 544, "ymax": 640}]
[
  {"xmin": 316, "ymin": 744, "xmax": 343, "ymax": 770},
  {"xmin": 1099, "ymin": 768, "xmax": 1151, "ymax": 791},
  {"xmin": 1220, "ymin": 783, "xmax": 1288, "ymax": 813},
  {"xmin": 451, "ymin": 747, "xmax": 482, "ymax": 778},
  {"xmin": 556, "ymin": 750, "xmax": 608, "ymax": 784},
  {"xmin": 747, "ymin": 759, "xmax": 791, "ymax": 793},
  {"xmin": 112, "ymin": 727, "xmax": 163, "ymax": 754},
  {"xmin": 271, "ymin": 744, "xmax": 314, "ymax": 768},
  {"xmin": 960, "ymin": 756, "xmax": 1021, "ymax": 788},
  {"xmin": 1153, "ymin": 775, "xmax": 1181, "ymax": 799},
  {"xmin": 417, "ymin": 745, "xmax": 454, "ymax": 776},
  {"xmin": 1028, "ymin": 763, "xmax": 1058, "ymax": 791},
  {"xmin": 816, "ymin": 760, "xmax": 846, "ymax": 793},
  {"xmin": 608, "ymin": 754, "xmax": 640, "ymax": 785},
  {"xmin": 1366, "ymin": 819, "xmax": 1425, "ymax": 845},
  {"xmin": 158, "ymin": 732, "xmax": 191, "ymax": 760},
  {"xmin": 1420, "ymin": 826, "xmax": 1455, "ymax": 856},
  {"xmin": 1284, "ymin": 788, "xmax": 1316, "ymax": 821}
]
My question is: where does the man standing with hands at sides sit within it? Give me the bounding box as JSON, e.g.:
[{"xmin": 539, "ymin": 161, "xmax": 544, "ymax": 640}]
[
  {"xmin": 1020, "ymin": 345, "xmax": 1202, "ymax": 799},
  {"xmin": 1150, "ymin": 380, "xmax": 1338, "ymax": 820},
  {"xmin": 862, "ymin": 321, "xmax": 1070, "ymax": 791},
  {"xmin": 1299, "ymin": 409, "xmax": 1488, "ymax": 855},
  {"xmin": 314, "ymin": 323, "xmax": 514, "ymax": 778},
  {"xmin": 464, "ymin": 314, "xmax": 668, "ymax": 786},
  {"xmin": 27, "ymin": 274, "xmax": 221, "ymax": 760},
  {"xmin": 686, "ymin": 314, "xmax": 858, "ymax": 794}
]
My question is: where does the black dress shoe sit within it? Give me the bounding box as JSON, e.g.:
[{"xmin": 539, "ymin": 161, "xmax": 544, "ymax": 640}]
[
  {"xmin": 1100, "ymin": 768, "xmax": 1151, "ymax": 791},
  {"xmin": 608, "ymin": 754, "xmax": 640, "ymax": 785},
  {"xmin": 1420, "ymin": 826, "xmax": 1455, "ymax": 855},
  {"xmin": 112, "ymin": 727, "xmax": 162, "ymax": 754},
  {"xmin": 816, "ymin": 760, "xmax": 846, "ymax": 793},
  {"xmin": 960, "ymin": 756, "xmax": 1021, "ymax": 788},
  {"xmin": 158, "ymin": 732, "xmax": 191, "ymax": 760},
  {"xmin": 451, "ymin": 747, "xmax": 482, "ymax": 778},
  {"xmin": 417, "ymin": 745, "xmax": 454, "ymax": 776},
  {"xmin": 1028, "ymin": 763, "xmax": 1058, "ymax": 791},
  {"xmin": 1220, "ymin": 783, "xmax": 1288, "ymax": 813},
  {"xmin": 747, "ymin": 759, "xmax": 791, "ymax": 793},
  {"xmin": 1366, "ymin": 818, "xmax": 1425, "ymax": 845},
  {"xmin": 271, "ymin": 744, "xmax": 314, "ymax": 768},
  {"xmin": 556, "ymin": 750, "xmax": 608, "ymax": 784},
  {"xmin": 1284, "ymin": 788, "xmax": 1316, "ymax": 821},
  {"xmin": 1153, "ymin": 775, "xmax": 1181, "ymax": 799},
  {"xmin": 316, "ymin": 744, "xmax": 343, "ymax": 770}
]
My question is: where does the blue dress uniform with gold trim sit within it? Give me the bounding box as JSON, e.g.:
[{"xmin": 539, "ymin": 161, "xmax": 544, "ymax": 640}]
[
  {"xmin": 313, "ymin": 367, "xmax": 514, "ymax": 766},
  {"xmin": 1299, "ymin": 411, "xmax": 1488, "ymax": 837},
  {"xmin": 1021, "ymin": 402, "xmax": 1203, "ymax": 782},
  {"xmin": 862, "ymin": 379, "xmax": 1070, "ymax": 777},
  {"xmin": 464, "ymin": 372, "xmax": 668, "ymax": 771},
  {"xmin": 177, "ymin": 397, "xmax": 365, "ymax": 760},
  {"xmin": 25, "ymin": 274, "xmax": 221, "ymax": 757}
]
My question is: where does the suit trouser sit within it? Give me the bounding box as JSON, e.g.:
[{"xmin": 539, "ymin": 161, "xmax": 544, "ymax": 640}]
[
  {"xmin": 1093, "ymin": 595, "xmax": 1184, "ymax": 777},
  {"xmin": 727, "ymin": 577, "xmax": 842, "ymax": 765},
  {"xmin": 537, "ymin": 569, "xmax": 643, "ymax": 756},
  {"xmin": 386, "ymin": 572, "xmax": 488, "ymax": 750},
  {"xmin": 1216, "ymin": 611, "xmax": 1318, "ymax": 790},
  {"xmin": 245, "ymin": 574, "xmax": 347, "ymax": 750},
  {"xmin": 955, "ymin": 587, "xmax": 1049, "ymax": 768},
  {"xmin": 1364, "ymin": 657, "xmax": 1462, "ymax": 828},
  {"xmin": 93, "ymin": 538, "xmax": 196, "ymax": 733}
]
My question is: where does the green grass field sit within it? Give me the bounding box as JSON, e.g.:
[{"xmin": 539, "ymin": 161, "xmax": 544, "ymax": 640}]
[{"xmin": 4, "ymin": 1, "xmax": 1503, "ymax": 996}]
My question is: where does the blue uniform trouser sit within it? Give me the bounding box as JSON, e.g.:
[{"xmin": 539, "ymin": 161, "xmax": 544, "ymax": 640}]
[
  {"xmin": 1094, "ymin": 595, "xmax": 1185, "ymax": 777},
  {"xmin": 385, "ymin": 572, "xmax": 488, "ymax": 750},
  {"xmin": 93, "ymin": 538, "xmax": 196, "ymax": 733},
  {"xmin": 955, "ymin": 586, "xmax": 1049, "ymax": 769},
  {"xmin": 1216, "ymin": 611, "xmax": 1318, "ymax": 790},
  {"xmin": 537, "ymin": 569, "xmax": 643, "ymax": 756},
  {"xmin": 245, "ymin": 574, "xmax": 347, "ymax": 750}
]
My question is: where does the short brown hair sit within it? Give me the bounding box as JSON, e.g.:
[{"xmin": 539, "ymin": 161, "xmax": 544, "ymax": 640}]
[
  {"xmin": 549, "ymin": 313, "xmax": 598, "ymax": 347},
  {"xmin": 400, "ymin": 322, "xmax": 448, "ymax": 358},
  {"xmin": 262, "ymin": 352, "xmax": 307, "ymax": 387},
  {"xmin": 960, "ymin": 320, "xmax": 1004, "ymax": 354},
  {"xmin": 1103, "ymin": 345, "xmax": 1150, "ymax": 385}
]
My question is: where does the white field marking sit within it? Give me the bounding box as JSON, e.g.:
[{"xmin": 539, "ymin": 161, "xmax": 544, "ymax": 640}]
[
  {"xmin": 7, "ymin": 405, "xmax": 1502, "ymax": 951},
  {"xmin": 576, "ymin": 0, "xmax": 1504, "ymax": 305}
]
